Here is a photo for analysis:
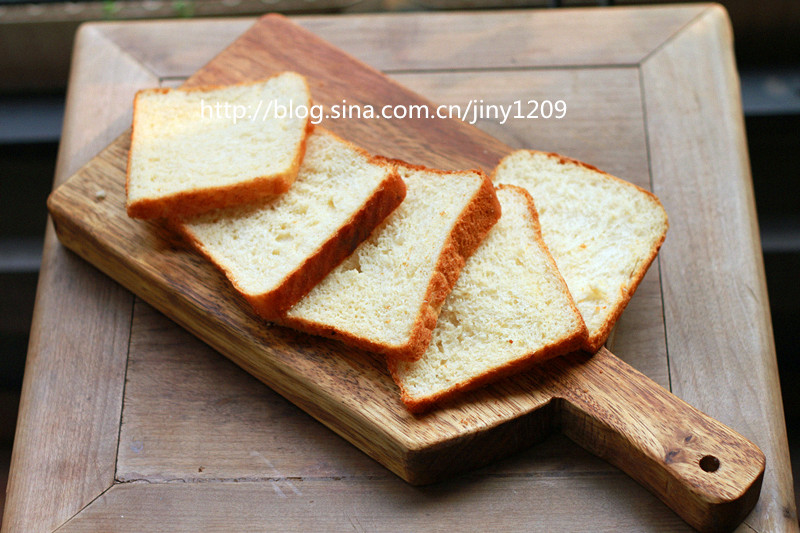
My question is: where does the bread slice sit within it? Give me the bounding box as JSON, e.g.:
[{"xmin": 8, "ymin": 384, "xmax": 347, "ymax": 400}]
[
  {"xmin": 492, "ymin": 150, "xmax": 669, "ymax": 353},
  {"xmin": 178, "ymin": 128, "xmax": 405, "ymax": 320},
  {"xmin": 126, "ymin": 71, "xmax": 312, "ymax": 219},
  {"xmin": 389, "ymin": 185, "xmax": 587, "ymax": 412},
  {"xmin": 282, "ymin": 163, "xmax": 501, "ymax": 361}
]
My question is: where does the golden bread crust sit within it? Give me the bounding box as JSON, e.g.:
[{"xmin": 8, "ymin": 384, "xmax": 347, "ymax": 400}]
[
  {"xmin": 280, "ymin": 162, "xmax": 501, "ymax": 362},
  {"xmin": 390, "ymin": 165, "xmax": 501, "ymax": 361},
  {"xmin": 389, "ymin": 184, "xmax": 587, "ymax": 413},
  {"xmin": 178, "ymin": 127, "xmax": 406, "ymax": 321},
  {"xmin": 490, "ymin": 150, "xmax": 668, "ymax": 353},
  {"xmin": 251, "ymin": 165, "xmax": 405, "ymax": 320},
  {"xmin": 126, "ymin": 73, "xmax": 313, "ymax": 219}
]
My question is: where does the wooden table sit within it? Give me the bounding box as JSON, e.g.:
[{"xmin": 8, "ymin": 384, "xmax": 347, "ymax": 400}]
[{"xmin": 3, "ymin": 5, "xmax": 797, "ymax": 532}]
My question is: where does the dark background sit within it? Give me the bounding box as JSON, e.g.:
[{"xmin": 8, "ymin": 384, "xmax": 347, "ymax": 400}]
[{"xmin": 1, "ymin": 0, "xmax": 798, "ymax": 522}]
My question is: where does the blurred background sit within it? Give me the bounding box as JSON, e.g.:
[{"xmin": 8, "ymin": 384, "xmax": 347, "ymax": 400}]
[{"xmin": 1, "ymin": 0, "xmax": 798, "ymax": 522}]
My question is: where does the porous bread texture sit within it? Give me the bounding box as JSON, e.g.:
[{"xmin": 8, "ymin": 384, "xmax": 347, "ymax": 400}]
[
  {"xmin": 390, "ymin": 185, "xmax": 587, "ymax": 413},
  {"xmin": 283, "ymin": 163, "xmax": 501, "ymax": 361},
  {"xmin": 492, "ymin": 150, "xmax": 669, "ymax": 353},
  {"xmin": 178, "ymin": 128, "xmax": 406, "ymax": 320},
  {"xmin": 127, "ymin": 72, "xmax": 312, "ymax": 219}
]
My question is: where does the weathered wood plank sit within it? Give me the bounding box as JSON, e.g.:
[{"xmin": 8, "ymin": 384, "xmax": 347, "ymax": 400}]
[
  {"xmin": 0, "ymin": 24, "xmax": 157, "ymax": 533},
  {"xmin": 58, "ymin": 474, "xmax": 692, "ymax": 532},
  {"xmin": 642, "ymin": 6, "xmax": 798, "ymax": 531},
  {"xmin": 53, "ymin": 25, "xmax": 159, "ymax": 185},
  {"xmin": 116, "ymin": 301, "xmax": 384, "ymax": 482},
  {"xmin": 393, "ymin": 67, "xmax": 649, "ymax": 185},
  {"xmin": 94, "ymin": 6, "xmax": 707, "ymax": 78}
]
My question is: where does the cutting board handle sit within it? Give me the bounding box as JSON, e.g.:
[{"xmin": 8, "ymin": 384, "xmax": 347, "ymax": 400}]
[{"xmin": 552, "ymin": 348, "xmax": 764, "ymax": 532}]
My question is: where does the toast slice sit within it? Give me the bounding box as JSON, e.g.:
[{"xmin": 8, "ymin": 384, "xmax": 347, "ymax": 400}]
[
  {"xmin": 390, "ymin": 185, "xmax": 587, "ymax": 412},
  {"xmin": 492, "ymin": 150, "xmax": 669, "ymax": 353},
  {"xmin": 283, "ymin": 163, "xmax": 501, "ymax": 361},
  {"xmin": 178, "ymin": 128, "xmax": 405, "ymax": 320},
  {"xmin": 127, "ymin": 72, "xmax": 312, "ymax": 219}
]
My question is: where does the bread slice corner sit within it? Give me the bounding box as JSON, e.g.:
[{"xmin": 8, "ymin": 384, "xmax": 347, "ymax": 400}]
[
  {"xmin": 282, "ymin": 161, "xmax": 502, "ymax": 362},
  {"xmin": 126, "ymin": 71, "xmax": 313, "ymax": 219},
  {"xmin": 177, "ymin": 127, "xmax": 406, "ymax": 320},
  {"xmin": 492, "ymin": 150, "xmax": 668, "ymax": 353},
  {"xmin": 389, "ymin": 184, "xmax": 587, "ymax": 412}
]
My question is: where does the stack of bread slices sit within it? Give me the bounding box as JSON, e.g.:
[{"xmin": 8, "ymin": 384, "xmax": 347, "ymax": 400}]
[{"xmin": 127, "ymin": 71, "xmax": 668, "ymax": 413}]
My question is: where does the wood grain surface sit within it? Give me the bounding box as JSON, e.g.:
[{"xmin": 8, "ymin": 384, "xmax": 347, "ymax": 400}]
[
  {"xmin": 89, "ymin": 6, "xmax": 705, "ymax": 75},
  {"xmin": 0, "ymin": 25, "xmax": 156, "ymax": 533},
  {"xmin": 5, "ymin": 5, "xmax": 796, "ymax": 533},
  {"xmin": 58, "ymin": 474, "xmax": 695, "ymax": 532},
  {"xmin": 44, "ymin": 12, "xmax": 768, "ymax": 532},
  {"xmin": 642, "ymin": 7, "xmax": 798, "ymax": 530}
]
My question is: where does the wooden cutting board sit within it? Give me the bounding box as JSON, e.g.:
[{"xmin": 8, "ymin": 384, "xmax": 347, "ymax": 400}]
[{"xmin": 47, "ymin": 14, "xmax": 764, "ymax": 532}]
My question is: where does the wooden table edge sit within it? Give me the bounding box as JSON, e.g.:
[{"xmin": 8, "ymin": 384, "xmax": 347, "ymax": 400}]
[
  {"xmin": 1, "ymin": 22, "xmax": 158, "ymax": 533},
  {"xmin": 641, "ymin": 5, "xmax": 797, "ymax": 531}
]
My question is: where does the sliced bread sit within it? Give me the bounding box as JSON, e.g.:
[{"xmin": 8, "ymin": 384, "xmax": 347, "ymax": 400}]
[
  {"xmin": 390, "ymin": 185, "xmax": 587, "ymax": 412},
  {"xmin": 282, "ymin": 163, "xmax": 501, "ymax": 361},
  {"xmin": 492, "ymin": 150, "xmax": 669, "ymax": 353},
  {"xmin": 178, "ymin": 128, "xmax": 405, "ymax": 320},
  {"xmin": 127, "ymin": 72, "xmax": 312, "ymax": 219}
]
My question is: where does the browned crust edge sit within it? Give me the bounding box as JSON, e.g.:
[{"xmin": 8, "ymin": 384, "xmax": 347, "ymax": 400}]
[
  {"xmin": 126, "ymin": 72, "xmax": 313, "ymax": 219},
  {"xmin": 490, "ymin": 150, "xmax": 669, "ymax": 354},
  {"xmin": 281, "ymin": 163, "xmax": 501, "ymax": 361},
  {"xmin": 582, "ymin": 224, "xmax": 668, "ymax": 353},
  {"xmin": 179, "ymin": 128, "xmax": 407, "ymax": 321},
  {"xmin": 388, "ymin": 162, "xmax": 501, "ymax": 361},
  {"xmin": 389, "ymin": 185, "xmax": 587, "ymax": 413},
  {"xmin": 250, "ymin": 169, "xmax": 405, "ymax": 320}
]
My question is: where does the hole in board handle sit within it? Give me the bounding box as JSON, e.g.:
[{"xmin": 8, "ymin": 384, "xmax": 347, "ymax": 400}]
[{"xmin": 699, "ymin": 455, "xmax": 720, "ymax": 472}]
